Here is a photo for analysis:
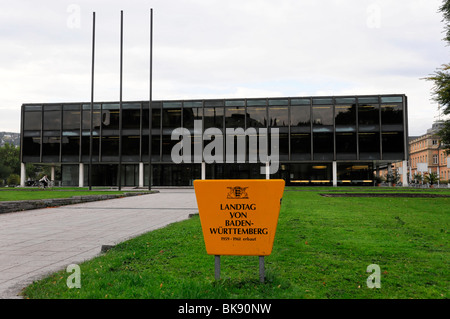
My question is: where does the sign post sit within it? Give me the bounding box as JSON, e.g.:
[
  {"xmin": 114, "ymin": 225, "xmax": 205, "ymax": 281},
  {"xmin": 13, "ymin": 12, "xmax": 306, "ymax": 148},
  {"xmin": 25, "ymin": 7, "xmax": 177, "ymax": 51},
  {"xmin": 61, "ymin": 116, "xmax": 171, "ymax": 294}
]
[{"xmin": 194, "ymin": 179, "xmax": 285, "ymax": 282}]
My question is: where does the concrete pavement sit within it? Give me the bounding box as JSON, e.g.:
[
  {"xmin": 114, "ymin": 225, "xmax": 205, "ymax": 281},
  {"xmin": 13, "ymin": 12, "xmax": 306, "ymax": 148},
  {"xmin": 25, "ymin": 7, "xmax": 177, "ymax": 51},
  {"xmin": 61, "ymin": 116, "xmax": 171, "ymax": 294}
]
[{"xmin": 0, "ymin": 188, "xmax": 198, "ymax": 299}]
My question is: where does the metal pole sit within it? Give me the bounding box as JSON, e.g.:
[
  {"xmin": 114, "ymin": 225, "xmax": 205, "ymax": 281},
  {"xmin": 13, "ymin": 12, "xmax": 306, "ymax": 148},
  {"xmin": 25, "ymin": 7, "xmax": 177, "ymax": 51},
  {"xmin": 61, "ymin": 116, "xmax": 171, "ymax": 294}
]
[
  {"xmin": 148, "ymin": 8, "xmax": 153, "ymax": 190},
  {"xmin": 89, "ymin": 12, "xmax": 96, "ymax": 191},
  {"xmin": 259, "ymin": 256, "xmax": 265, "ymax": 283},
  {"xmin": 118, "ymin": 10, "xmax": 123, "ymax": 190},
  {"xmin": 215, "ymin": 255, "xmax": 220, "ymax": 280}
]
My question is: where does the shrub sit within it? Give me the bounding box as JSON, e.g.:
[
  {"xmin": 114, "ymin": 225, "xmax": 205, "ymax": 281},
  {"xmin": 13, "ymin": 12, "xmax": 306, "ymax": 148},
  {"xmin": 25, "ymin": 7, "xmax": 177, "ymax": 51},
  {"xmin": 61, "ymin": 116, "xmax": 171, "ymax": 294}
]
[{"xmin": 7, "ymin": 174, "xmax": 20, "ymax": 186}]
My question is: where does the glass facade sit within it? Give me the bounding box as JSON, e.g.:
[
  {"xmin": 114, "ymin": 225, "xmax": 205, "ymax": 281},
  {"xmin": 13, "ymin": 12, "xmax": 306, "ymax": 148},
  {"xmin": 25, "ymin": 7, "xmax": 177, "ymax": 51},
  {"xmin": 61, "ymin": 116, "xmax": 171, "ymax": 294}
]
[{"xmin": 21, "ymin": 95, "xmax": 408, "ymax": 186}]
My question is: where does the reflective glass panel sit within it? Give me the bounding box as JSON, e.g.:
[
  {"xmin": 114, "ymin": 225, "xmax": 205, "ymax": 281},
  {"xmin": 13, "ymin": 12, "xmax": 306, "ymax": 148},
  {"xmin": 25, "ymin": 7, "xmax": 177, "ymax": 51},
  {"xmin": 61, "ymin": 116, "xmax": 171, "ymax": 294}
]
[
  {"xmin": 313, "ymin": 106, "xmax": 333, "ymax": 126},
  {"xmin": 122, "ymin": 104, "xmax": 141, "ymax": 130},
  {"xmin": 183, "ymin": 106, "xmax": 203, "ymax": 129},
  {"xmin": 381, "ymin": 103, "xmax": 403, "ymax": 125},
  {"xmin": 225, "ymin": 106, "xmax": 245, "ymax": 128},
  {"xmin": 247, "ymin": 106, "xmax": 267, "ymax": 128},
  {"xmin": 335, "ymin": 105, "xmax": 356, "ymax": 126},
  {"xmin": 291, "ymin": 133, "xmax": 311, "ymax": 160},
  {"xmin": 291, "ymin": 105, "xmax": 310, "ymax": 126},
  {"xmin": 24, "ymin": 112, "xmax": 41, "ymax": 131},
  {"xmin": 82, "ymin": 104, "xmax": 101, "ymax": 130},
  {"xmin": 336, "ymin": 132, "xmax": 357, "ymax": 160},
  {"xmin": 63, "ymin": 107, "xmax": 81, "ymax": 130},
  {"xmin": 359, "ymin": 132, "xmax": 380, "ymax": 160},
  {"xmin": 269, "ymin": 106, "xmax": 288, "ymax": 127},
  {"xmin": 43, "ymin": 110, "xmax": 61, "ymax": 130},
  {"xmin": 22, "ymin": 137, "xmax": 41, "ymax": 158},
  {"xmin": 358, "ymin": 104, "xmax": 379, "ymax": 126},
  {"xmin": 313, "ymin": 132, "xmax": 334, "ymax": 160},
  {"xmin": 204, "ymin": 107, "xmax": 223, "ymax": 129}
]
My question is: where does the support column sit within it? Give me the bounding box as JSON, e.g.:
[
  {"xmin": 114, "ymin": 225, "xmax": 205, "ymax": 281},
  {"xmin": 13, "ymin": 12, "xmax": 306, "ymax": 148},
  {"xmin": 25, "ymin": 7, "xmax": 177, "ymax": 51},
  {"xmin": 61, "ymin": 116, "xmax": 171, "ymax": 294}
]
[
  {"xmin": 332, "ymin": 161, "xmax": 337, "ymax": 187},
  {"xmin": 79, "ymin": 163, "xmax": 84, "ymax": 188},
  {"xmin": 215, "ymin": 255, "xmax": 220, "ymax": 280},
  {"xmin": 201, "ymin": 162, "xmax": 206, "ymax": 180},
  {"xmin": 139, "ymin": 162, "xmax": 144, "ymax": 188},
  {"xmin": 259, "ymin": 256, "xmax": 265, "ymax": 283},
  {"xmin": 20, "ymin": 163, "xmax": 26, "ymax": 187},
  {"xmin": 402, "ymin": 160, "xmax": 408, "ymax": 187},
  {"xmin": 51, "ymin": 166, "xmax": 55, "ymax": 182}
]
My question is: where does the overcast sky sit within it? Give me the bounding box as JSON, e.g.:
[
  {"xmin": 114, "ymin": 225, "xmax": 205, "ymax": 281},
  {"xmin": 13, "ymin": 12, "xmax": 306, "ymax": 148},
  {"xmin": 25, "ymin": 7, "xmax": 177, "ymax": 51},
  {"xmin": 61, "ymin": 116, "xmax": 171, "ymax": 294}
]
[{"xmin": 0, "ymin": 0, "xmax": 448, "ymax": 136}]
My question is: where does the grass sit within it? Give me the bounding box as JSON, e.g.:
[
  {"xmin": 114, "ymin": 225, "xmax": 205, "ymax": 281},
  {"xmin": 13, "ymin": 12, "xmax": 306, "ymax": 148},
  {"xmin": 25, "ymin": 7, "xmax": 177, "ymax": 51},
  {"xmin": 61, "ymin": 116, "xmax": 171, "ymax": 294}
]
[
  {"xmin": 0, "ymin": 188, "xmax": 141, "ymax": 201},
  {"xmin": 21, "ymin": 187, "xmax": 449, "ymax": 299}
]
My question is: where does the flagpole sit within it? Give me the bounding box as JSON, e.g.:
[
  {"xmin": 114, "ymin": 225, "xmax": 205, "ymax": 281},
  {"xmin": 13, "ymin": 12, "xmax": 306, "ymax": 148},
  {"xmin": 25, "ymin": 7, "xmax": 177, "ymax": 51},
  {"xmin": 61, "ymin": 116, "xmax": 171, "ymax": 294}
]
[
  {"xmin": 118, "ymin": 10, "xmax": 124, "ymax": 190},
  {"xmin": 148, "ymin": 8, "xmax": 153, "ymax": 190},
  {"xmin": 89, "ymin": 12, "xmax": 96, "ymax": 191}
]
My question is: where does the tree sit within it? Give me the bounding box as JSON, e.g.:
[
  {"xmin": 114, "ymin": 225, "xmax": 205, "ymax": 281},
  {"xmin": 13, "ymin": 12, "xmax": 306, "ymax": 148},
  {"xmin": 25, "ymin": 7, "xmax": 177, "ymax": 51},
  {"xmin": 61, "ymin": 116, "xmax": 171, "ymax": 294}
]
[
  {"xmin": 425, "ymin": 1, "xmax": 450, "ymax": 153},
  {"xmin": 413, "ymin": 173, "xmax": 423, "ymax": 185},
  {"xmin": 424, "ymin": 172, "xmax": 439, "ymax": 186},
  {"xmin": 0, "ymin": 143, "xmax": 20, "ymax": 175}
]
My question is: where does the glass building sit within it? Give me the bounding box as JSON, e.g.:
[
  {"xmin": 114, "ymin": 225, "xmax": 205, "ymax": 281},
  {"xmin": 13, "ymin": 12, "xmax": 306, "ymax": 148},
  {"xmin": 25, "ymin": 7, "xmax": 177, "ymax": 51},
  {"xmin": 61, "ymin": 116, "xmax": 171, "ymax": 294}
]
[{"xmin": 20, "ymin": 94, "xmax": 408, "ymax": 187}]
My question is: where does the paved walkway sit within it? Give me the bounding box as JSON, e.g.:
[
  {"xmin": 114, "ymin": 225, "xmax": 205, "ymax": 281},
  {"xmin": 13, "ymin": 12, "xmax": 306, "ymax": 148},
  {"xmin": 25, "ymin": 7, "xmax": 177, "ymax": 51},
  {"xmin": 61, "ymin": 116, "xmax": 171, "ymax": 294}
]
[{"xmin": 0, "ymin": 188, "xmax": 197, "ymax": 299}]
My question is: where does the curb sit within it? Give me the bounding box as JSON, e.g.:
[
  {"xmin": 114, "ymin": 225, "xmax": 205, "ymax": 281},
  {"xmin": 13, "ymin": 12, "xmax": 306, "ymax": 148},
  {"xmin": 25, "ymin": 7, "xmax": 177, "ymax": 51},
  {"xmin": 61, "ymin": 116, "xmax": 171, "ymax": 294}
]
[{"xmin": 0, "ymin": 191, "xmax": 159, "ymax": 215}]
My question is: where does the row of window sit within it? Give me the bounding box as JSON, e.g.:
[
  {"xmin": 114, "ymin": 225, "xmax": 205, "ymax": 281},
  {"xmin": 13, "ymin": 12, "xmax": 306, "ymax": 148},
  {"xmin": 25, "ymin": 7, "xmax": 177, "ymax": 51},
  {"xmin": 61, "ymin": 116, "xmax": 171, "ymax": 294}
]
[
  {"xmin": 21, "ymin": 96, "xmax": 406, "ymax": 163},
  {"xmin": 22, "ymin": 130, "xmax": 405, "ymax": 163},
  {"xmin": 411, "ymin": 153, "xmax": 449, "ymax": 167},
  {"xmin": 410, "ymin": 138, "xmax": 439, "ymax": 151},
  {"xmin": 61, "ymin": 162, "xmax": 375, "ymax": 187},
  {"xmin": 22, "ymin": 97, "xmax": 405, "ymax": 133}
]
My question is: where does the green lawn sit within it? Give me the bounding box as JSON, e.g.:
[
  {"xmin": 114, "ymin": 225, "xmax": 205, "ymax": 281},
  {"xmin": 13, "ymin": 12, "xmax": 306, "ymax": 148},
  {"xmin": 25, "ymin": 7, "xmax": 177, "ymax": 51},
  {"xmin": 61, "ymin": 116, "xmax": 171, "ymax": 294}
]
[
  {"xmin": 0, "ymin": 188, "xmax": 138, "ymax": 201},
  {"xmin": 21, "ymin": 187, "xmax": 449, "ymax": 299}
]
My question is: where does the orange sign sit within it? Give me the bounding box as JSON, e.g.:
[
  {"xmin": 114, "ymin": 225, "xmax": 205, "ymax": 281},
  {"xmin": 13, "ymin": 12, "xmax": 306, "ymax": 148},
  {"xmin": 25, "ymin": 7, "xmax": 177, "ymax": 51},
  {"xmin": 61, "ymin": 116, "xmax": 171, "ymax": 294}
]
[{"xmin": 194, "ymin": 179, "xmax": 285, "ymax": 256}]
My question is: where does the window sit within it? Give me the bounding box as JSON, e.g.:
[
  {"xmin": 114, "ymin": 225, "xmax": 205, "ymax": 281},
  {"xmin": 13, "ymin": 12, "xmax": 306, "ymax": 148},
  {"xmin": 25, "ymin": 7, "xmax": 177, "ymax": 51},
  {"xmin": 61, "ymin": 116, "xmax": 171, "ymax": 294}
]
[
  {"xmin": 336, "ymin": 132, "xmax": 357, "ymax": 160},
  {"xmin": 246, "ymin": 100, "xmax": 265, "ymax": 107},
  {"xmin": 63, "ymin": 105, "xmax": 81, "ymax": 130},
  {"xmin": 291, "ymin": 133, "xmax": 311, "ymax": 160},
  {"xmin": 61, "ymin": 135, "xmax": 80, "ymax": 162},
  {"xmin": 268, "ymin": 106, "xmax": 288, "ymax": 127},
  {"xmin": 358, "ymin": 104, "xmax": 379, "ymax": 127},
  {"xmin": 142, "ymin": 102, "xmax": 162, "ymax": 130},
  {"xmin": 313, "ymin": 132, "xmax": 333, "ymax": 160},
  {"xmin": 42, "ymin": 136, "xmax": 60, "ymax": 161},
  {"xmin": 22, "ymin": 136, "xmax": 41, "ymax": 160},
  {"xmin": 43, "ymin": 106, "xmax": 61, "ymax": 131},
  {"xmin": 141, "ymin": 135, "xmax": 161, "ymax": 162},
  {"xmin": 359, "ymin": 132, "xmax": 380, "ymax": 160},
  {"xmin": 204, "ymin": 107, "xmax": 224, "ymax": 129},
  {"xmin": 225, "ymin": 106, "xmax": 245, "ymax": 128},
  {"xmin": 335, "ymin": 105, "xmax": 356, "ymax": 127},
  {"xmin": 381, "ymin": 96, "xmax": 403, "ymax": 103},
  {"xmin": 183, "ymin": 102, "xmax": 203, "ymax": 129},
  {"xmin": 81, "ymin": 135, "xmax": 99, "ymax": 161},
  {"xmin": 247, "ymin": 106, "xmax": 267, "ymax": 128},
  {"xmin": 122, "ymin": 104, "xmax": 141, "ymax": 130},
  {"xmin": 101, "ymin": 104, "xmax": 120, "ymax": 130},
  {"xmin": 162, "ymin": 103, "xmax": 182, "ymax": 129},
  {"xmin": 273, "ymin": 132, "xmax": 289, "ymax": 161},
  {"xmin": 122, "ymin": 135, "xmax": 140, "ymax": 160},
  {"xmin": 381, "ymin": 104, "xmax": 403, "ymax": 127},
  {"xmin": 24, "ymin": 111, "xmax": 42, "ymax": 131},
  {"xmin": 82, "ymin": 104, "xmax": 101, "ymax": 130},
  {"xmin": 290, "ymin": 105, "xmax": 310, "ymax": 127},
  {"xmin": 433, "ymin": 155, "xmax": 438, "ymax": 164},
  {"xmin": 312, "ymin": 106, "xmax": 333, "ymax": 127},
  {"xmin": 382, "ymin": 132, "xmax": 404, "ymax": 160}
]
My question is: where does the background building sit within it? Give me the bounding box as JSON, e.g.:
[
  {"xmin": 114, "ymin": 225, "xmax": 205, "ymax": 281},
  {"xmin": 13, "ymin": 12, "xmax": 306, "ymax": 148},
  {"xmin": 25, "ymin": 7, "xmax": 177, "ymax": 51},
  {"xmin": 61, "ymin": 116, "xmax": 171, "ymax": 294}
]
[
  {"xmin": 409, "ymin": 121, "xmax": 449, "ymax": 182},
  {"xmin": 20, "ymin": 94, "xmax": 408, "ymax": 187}
]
